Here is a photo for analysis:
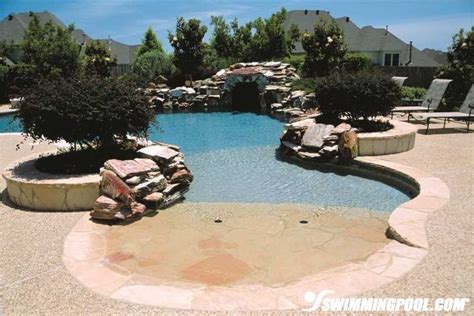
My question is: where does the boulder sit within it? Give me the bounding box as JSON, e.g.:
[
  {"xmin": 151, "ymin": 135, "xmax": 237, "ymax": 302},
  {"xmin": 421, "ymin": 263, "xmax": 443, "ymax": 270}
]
[
  {"xmin": 285, "ymin": 118, "xmax": 315, "ymax": 130},
  {"xmin": 338, "ymin": 130, "xmax": 358, "ymax": 160},
  {"xmin": 130, "ymin": 202, "xmax": 147, "ymax": 216},
  {"xmin": 170, "ymin": 169, "xmax": 193, "ymax": 184},
  {"xmin": 301, "ymin": 124, "xmax": 334, "ymax": 150},
  {"xmin": 281, "ymin": 140, "xmax": 301, "ymax": 152},
  {"xmin": 331, "ymin": 123, "xmax": 352, "ymax": 135},
  {"xmin": 131, "ymin": 175, "xmax": 168, "ymax": 198},
  {"xmin": 142, "ymin": 192, "xmax": 164, "ymax": 208},
  {"xmin": 134, "ymin": 158, "xmax": 160, "ymax": 171},
  {"xmin": 125, "ymin": 176, "xmax": 143, "ymax": 185},
  {"xmin": 104, "ymin": 159, "xmax": 152, "ymax": 179},
  {"xmin": 100, "ymin": 170, "xmax": 133, "ymax": 204},
  {"xmin": 297, "ymin": 151, "xmax": 322, "ymax": 160},
  {"xmin": 138, "ymin": 145, "xmax": 180, "ymax": 164},
  {"xmin": 90, "ymin": 195, "xmax": 126, "ymax": 220}
]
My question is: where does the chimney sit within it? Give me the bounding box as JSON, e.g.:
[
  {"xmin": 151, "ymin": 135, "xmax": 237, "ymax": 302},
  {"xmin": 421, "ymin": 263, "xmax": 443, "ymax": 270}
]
[
  {"xmin": 304, "ymin": 10, "xmax": 308, "ymax": 15},
  {"xmin": 385, "ymin": 25, "xmax": 389, "ymax": 35},
  {"xmin": 316, "ymin": 10, "xmax": 320, "ymax": 15},
  {"xmin": 346, "ymin": 17, "xmax": 350, "ymax": 22}
]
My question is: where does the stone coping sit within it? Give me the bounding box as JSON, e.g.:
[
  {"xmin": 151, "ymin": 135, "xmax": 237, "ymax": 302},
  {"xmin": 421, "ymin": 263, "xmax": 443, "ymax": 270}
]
[
  {"xmin": 357, "ymin": 120, "xmax": 418, "ymax": 156},
  {"xmin": 62, "ymin": 157, "xmax": 449, "ymax": 311},
  {"xmin": 3, "ymin": 152, "xmax": 100, "ymax": 211}
]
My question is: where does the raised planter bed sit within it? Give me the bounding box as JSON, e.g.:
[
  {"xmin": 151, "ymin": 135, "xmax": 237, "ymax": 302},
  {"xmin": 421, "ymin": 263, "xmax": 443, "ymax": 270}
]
[
  {"xmin": 3, "ymin": 153, "xmax": 100, "ymax": 211},
  {"xmin": 357, "ymin": 119, "xmax": 417, "ymax": 156}
]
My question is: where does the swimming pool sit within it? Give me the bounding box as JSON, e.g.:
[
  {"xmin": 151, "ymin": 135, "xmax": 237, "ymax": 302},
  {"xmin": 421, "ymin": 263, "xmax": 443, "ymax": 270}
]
[{"xmin": 1, "ymin": 112, "xmax": 410, "ymax": 211}]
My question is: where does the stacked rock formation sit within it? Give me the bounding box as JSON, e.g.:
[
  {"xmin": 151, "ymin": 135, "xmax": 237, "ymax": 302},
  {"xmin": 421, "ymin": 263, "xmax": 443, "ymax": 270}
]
[
  {"xmin": 143, "ymin": 62, "xmax": 314, "ymax": 115},
  {"xmin": 90, "ymin": 143, "xmax": 193, "ymax": 221},
  {"xmin": 280, "ymin": 119, "xmax": 358, "ymax": 161}
]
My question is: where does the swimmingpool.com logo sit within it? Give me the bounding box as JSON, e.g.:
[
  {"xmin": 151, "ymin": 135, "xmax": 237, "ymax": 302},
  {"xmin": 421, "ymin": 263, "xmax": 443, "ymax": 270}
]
[{"xmin": 303, "ymin": 290, "xmax": 470, "ymax": 312}]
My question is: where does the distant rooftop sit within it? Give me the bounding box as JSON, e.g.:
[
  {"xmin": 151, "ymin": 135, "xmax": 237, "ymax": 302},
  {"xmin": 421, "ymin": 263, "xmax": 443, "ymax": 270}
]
[{"xmin": 0, "ymin": 11, "xmax": 138, "ymax": 64}]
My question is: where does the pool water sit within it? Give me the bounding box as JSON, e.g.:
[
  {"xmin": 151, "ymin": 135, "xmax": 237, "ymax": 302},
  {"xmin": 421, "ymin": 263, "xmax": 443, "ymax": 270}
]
[
  {"xmin": 0, "ymin": 114, "xmax": 21, "ymax": 133},
  {"xmin": 150, "ymin": 112, "xmax": 409, "ymax": 211},
  {"xmin": 1, "ymin": 112, "xmax": 410, "ymax": 211}
]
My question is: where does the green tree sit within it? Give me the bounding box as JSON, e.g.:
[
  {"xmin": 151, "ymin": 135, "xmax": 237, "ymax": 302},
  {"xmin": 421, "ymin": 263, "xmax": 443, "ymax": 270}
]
[
  {"xmin": 437, "ymin": 27, "xmax": 474, "ymax": 108},
  {"xmin": 84, "ymin": 40, "xmax": 117, "ymax": 77},
  {"xmin": 132, "ymin": 50, "xmax": 175, "ymax": 83},
  {"xmin": 209, "ymin": 9, "xmax": 299, "ymax": 63},
  {"xmin": 20, "ymin": 14, "xmax": 81, "ymax": 78},
  {"xmin": 302, "ymin": 20, "xmax": 346, "ymax": 77},
  {"xmin": 137, "ymin": 27, "xmax": 164, "ymax": 56},
  {"xmin": 210, "ymin": 16, "xmax": 233, "ymax": 58},
  {"xmin": 168, "ymin": 17, "xmax": 208, "ymax": 76}
]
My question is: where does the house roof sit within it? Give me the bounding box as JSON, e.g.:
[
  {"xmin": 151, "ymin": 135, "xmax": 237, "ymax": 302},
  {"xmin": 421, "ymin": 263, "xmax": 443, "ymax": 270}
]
[
  {"xmin": 0, "ymin": 11, "xmax": 137, "ymax": 64},
  {"xmin": 285, "ymin": 10, "xmax": 439, "ymax": 67}
]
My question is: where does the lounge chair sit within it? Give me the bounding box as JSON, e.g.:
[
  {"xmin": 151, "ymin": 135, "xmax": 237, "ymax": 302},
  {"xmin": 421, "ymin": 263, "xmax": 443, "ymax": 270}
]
[
  {"xmin": 391, "ymin": 76, "xmax": 408, "ymax": 88},
  {"xmin": 391, "ymin": 79, "xmax": 453, "ymax": 120},
  {"xmin": 412, "ymin": 84, "xmax": 474, "ymax": 134}
]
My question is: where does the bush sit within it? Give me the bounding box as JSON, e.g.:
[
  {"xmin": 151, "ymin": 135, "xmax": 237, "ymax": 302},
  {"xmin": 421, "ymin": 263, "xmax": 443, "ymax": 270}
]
[
  {"xmin": 131, "ymin": 50, "xmax": 175, "ymax": 83},
  {"xmin": 16, "ymin": 75, "xmax": 154, "ymax": 148},
  {"xmin": 290, "ymin": 78, "xmax": 317, "ymax": 93},
  {"xmin": 401, "ymin": 86, "xmax": 427, "ymax": 99},
  {"xmin": 315, "ymin": 70, "xmax": 401, "ymax": 130},
  {"xmin": 342, "ymin": 52, "xmax": 372, "ymax": 73},
  {"xmin": 282, "ymin": 54, "xmax": 305, "ymax": 73},
  {"xmin": 0, "ymin": 64, "xmax": 9, "ymax": 103}
]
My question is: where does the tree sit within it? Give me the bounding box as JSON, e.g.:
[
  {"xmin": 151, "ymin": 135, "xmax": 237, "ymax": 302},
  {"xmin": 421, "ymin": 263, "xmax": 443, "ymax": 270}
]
[
  {"xmin": 20, "ymin": 14, "xmax": 81, "ymax": 78},
  {"xmin": 16, "ymin": 75, "xmax": 153, "ymax": 148},
  {"xmin": 210, "ymin": 16, "xmax": 233, "ymax": 58},
  {"xmin": 209, "ymin": 9, "xmax": 299, "ymax": 63},
  {"xmin": 84, "ymin": 40, "xmax": 117, "ymax": 77},
  {"xmin": 137, "ymin": 27, "xmax": 164, "ymax": 56},
  {"xmin": 168, "ymin": 17, "xmax": 208, "ymax": 76},
  {"xmin": 302, "ymin": 20, "xmax": 346, "ymax": 77},
  {"xmin": 131, "ymin": 50, "xmax": 175, "ymax": 83},
  {"xmin": 437, "ymin": 27, "xmax": 474, "ymax": 108}
]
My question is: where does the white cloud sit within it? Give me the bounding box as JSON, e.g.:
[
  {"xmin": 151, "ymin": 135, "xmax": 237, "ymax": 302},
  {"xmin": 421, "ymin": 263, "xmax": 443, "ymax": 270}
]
[{"xmin": 379, "ymin": 13, "xmax": 472, "ymax": 50}]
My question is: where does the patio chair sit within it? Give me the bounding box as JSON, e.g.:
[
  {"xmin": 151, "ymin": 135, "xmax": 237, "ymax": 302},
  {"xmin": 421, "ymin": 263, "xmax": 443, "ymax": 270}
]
[
  {"xmin": 391, "ymin": 76, "xmax": 408, "ymax": 88},
  {"xmin": 391, "ymin": 78, "xmax": 453, "ymax": 120},
  {"xmin": 412, "ymin": 84, "xmax": 474, "ymax": 134}
]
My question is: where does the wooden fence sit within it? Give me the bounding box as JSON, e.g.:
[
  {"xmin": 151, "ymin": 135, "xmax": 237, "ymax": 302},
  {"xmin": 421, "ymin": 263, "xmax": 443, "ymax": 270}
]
[
  {"xmin": 377, "ymin": 66, "xmax": 439, "ymax": 88},
  {"xmin": 111, "ymin": 64, "xmax": 131, "ymax": 77}
]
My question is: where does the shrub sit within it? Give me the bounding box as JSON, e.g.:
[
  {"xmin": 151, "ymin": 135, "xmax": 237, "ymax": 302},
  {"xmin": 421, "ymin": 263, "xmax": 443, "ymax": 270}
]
[
  {"xmin": 282, "ymin": 54, "xmax": 305, "ymax": 73},
  {"xmin": 401, "ymin": 86, "xmax": 427, "ymax": 99},
  {"xmin": 342, "ymin": 52, "xmax": 372, "ymax": 72},
  {"xmin": 131, "ymin": 50, "xmax": 175, "ymax": 83},
  {"xmin": 16, "ymin": 75, "xmax": 154, "ymax": 148},
  {"xmin": 315, "ymin": 70, "xmax": 401, "ymax": 130},
  {"xmin": 0, "ymin": 64, "xmax": 9, "ymax": 103},
  {"xmin": 290, "ymin": 78, "xmax": 317, "ymax": 93}
]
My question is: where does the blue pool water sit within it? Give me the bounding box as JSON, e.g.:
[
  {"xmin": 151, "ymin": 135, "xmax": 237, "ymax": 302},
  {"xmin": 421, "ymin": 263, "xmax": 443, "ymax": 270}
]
[
  {"xmin": 1, "ymin": 112, "xmax": 410, "ymax": 211},
  {"xmin": 0, "ymin": 114, "xmax": 21, "ymax": 133}
]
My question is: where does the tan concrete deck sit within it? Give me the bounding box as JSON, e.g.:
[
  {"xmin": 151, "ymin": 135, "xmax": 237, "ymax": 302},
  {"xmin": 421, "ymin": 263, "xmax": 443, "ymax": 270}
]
[
  {"xmin": 0, "ymin": 104, "xmax": 18, "ymax": 115},
  {"xmin": 0, "ymin": 117, "xmax": 473, "ymax": 314}
]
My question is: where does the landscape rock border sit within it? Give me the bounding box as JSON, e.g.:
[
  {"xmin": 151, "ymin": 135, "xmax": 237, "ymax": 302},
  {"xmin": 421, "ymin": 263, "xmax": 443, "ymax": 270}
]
[{"xmin": 62, "ymin": 157, "xmax": 449, "ymax": 311}]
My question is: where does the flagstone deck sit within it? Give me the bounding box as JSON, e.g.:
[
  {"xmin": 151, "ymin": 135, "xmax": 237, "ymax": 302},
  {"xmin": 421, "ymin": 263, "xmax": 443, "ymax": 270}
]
[{"xmin": 0, "ymin": 117, "xmax": 472, "ymax": 314}]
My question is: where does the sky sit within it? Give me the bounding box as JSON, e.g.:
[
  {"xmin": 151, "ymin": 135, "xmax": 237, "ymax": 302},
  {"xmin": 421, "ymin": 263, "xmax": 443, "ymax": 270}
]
[{"xmin": 0, "ymin": 0, "xmax": 472, "ymax": 52}]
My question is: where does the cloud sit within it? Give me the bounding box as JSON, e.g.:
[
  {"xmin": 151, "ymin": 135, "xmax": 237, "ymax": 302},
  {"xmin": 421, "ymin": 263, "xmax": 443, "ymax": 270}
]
[{"xmin": 379, "ymin": 13, "xmax": 472, "ymax": 50}]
